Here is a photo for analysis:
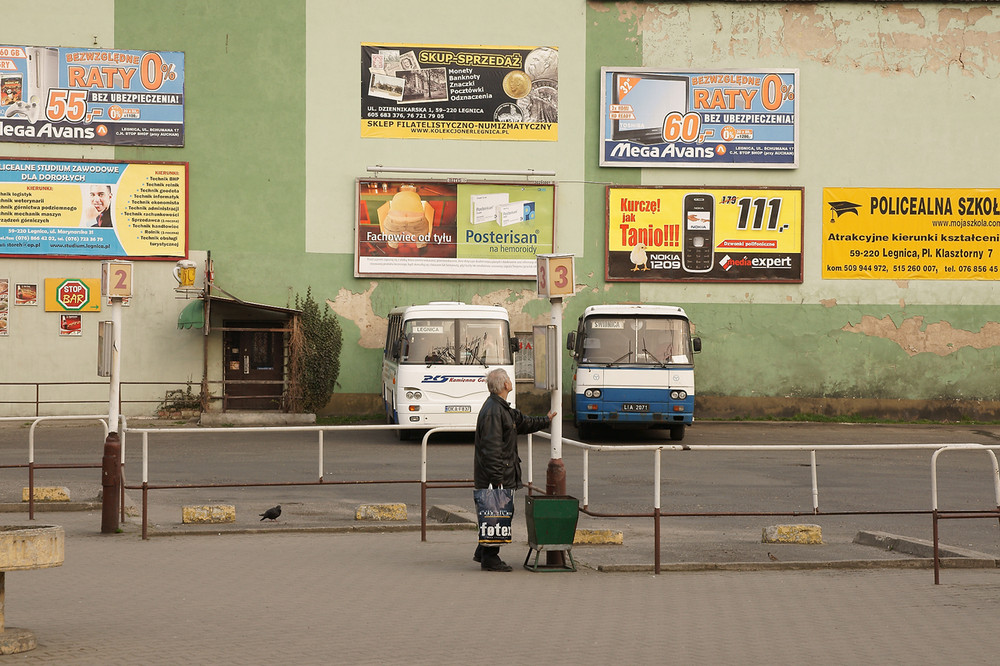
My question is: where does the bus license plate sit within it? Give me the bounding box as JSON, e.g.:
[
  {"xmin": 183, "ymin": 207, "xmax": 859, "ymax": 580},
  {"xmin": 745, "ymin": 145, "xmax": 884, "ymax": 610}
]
[
  {"xmin": 621, "ymin": 403, "xmax": 649, "ymax": 412},
  {"xmin": 445, "ymin": 405, "xmax": 471, "ymax": 413}
]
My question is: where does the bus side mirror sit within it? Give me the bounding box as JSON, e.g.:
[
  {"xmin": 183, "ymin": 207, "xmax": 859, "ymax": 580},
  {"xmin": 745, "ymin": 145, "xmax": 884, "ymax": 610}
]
[
  {"xmin": 392, "ymin": 340, "xmax": 401, "ymax": 358},
  {"xmin": 693, "ymin": 337, "xmax": 702, "ymax": 353},
  {"xmin": 566, "ymin": 331, "xmax": 576, "ymax": 351},
  {"xmin": 509, "ymin": 338, "xmax": 519, "ymax": 357}
]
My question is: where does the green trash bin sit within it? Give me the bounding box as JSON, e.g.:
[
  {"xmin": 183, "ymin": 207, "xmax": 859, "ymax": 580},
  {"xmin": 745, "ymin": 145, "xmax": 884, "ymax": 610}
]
[{"xmin": 523, "ymin": 494, "xmax": 579, "ymax": 572}]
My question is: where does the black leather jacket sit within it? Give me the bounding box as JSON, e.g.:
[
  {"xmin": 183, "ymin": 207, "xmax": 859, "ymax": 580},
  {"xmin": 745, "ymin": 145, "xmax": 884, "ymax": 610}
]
[{"xmin": 473, "ymin": 393, "xmax": 550, "ymax": 490}]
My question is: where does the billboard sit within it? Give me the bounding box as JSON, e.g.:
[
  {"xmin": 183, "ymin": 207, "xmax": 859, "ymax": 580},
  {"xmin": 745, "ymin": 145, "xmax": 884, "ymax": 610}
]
[
  {"xmin": 0, "ymin": 45, "xmax": 184, "ymax": 146},
  {"xmin": 600, "ymin": 68, "xmax": 798, "ymax": 168},
  {"xmin": 607, "ymin": 186, "xmax": 803, "ymax": 282},
  {"xmin": 0, "ymin": 158, "xmax": 187, "ymax": 259},
  {"xmin": 361, "ymin": 43, "xmax": 557, "ymax": 141},
  {"xmin": 356, "ymin": 179, "xmax": 555, "ymax": 279},
  {"xmin": 823, "ymin": 188, "xmax": 1000, "ymax": 279}
]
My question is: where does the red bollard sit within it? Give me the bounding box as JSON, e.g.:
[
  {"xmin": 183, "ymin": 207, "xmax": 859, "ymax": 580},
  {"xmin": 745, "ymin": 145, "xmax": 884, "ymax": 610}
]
[{"xmin": 101, "ymin": 432, "xmax": 121, "ymax": 534}]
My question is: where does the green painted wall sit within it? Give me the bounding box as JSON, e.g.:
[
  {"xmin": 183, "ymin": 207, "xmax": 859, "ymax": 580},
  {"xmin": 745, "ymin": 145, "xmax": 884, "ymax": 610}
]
[{"xmin": 3, "ymin": 1, "xmax": 999, "ymax": 418}]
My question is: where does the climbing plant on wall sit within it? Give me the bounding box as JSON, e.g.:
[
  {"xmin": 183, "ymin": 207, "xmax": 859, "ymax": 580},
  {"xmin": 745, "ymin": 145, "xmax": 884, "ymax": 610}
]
[{"xmin": 289, "ymin": 288, "xmax": 342, "ymax": 413}]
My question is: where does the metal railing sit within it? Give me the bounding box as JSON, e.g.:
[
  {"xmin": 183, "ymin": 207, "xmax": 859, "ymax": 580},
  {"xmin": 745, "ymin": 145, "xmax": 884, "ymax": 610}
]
[
  {"xmin": 0, "ymin": 381, "xmax": 213, "ymax": 416},
  {"xmin": 529, "ymin": 432, "xmax": 1000, "ymax": 582},
  {"xmin": 9, "ymin": 416, "xmax": 1000, "ymax": 583},
  {"xmin": 1, "ymin": 415, "xmax": 110, "ymax": 519},
  {"xmin": 124, "ymin": 423, "xmax": 475, "ymax": 540}
]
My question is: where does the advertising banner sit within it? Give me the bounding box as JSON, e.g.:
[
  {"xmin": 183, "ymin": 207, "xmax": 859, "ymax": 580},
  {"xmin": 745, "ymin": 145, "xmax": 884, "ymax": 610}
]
[
  {"xmin": 0, "ymin": 45, "xmax": 184, "ymax": 146},
  {"xmin": 600, "ymin": 68, "xmax": 798, "ymax": 168},
  {"xmin": 361, "ymin": 43, "xmax": 557, "ymax": 141},
  {"xmin": 823, "ymin": 188, "xmax": 1000, "ymax": 279},
  {"xmin": 44, "ymin": 277, "xmax": 101, "ymax": 312},
  {"xmin": 607, "ymin": 186, "xmax": 803, "ymax": 283},
  {"xmin": 356, "ymin": 179, "xmax": 555, "ymax": 279},
  {"xmin": 0, "ymin": 158, "xmax": 187, "ymax": 259}
]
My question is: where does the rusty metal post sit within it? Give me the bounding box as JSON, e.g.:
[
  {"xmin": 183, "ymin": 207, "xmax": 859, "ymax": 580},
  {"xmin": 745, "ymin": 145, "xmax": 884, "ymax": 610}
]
[
  {"xmin": 545, "ymin": 458, "xmax": 567, "ymax": 567},
  {"xmin": 101, "ymin": 432, "xmax": 121, "ymax": 533}
]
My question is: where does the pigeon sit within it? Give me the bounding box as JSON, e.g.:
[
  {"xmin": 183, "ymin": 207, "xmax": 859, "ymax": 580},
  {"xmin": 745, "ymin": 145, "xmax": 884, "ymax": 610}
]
[
  {"xmin": 767, "ymin": 552, "xmax": 779, "ymax": 561},
  {"xmin": 259, "ymin": 505, "xmax": 281, "ymax": 521}
]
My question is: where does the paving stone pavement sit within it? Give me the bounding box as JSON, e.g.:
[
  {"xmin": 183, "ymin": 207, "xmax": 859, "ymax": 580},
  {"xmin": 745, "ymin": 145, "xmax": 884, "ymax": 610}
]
[{"xmin": 2, "ymin": 510, "xmax": 1000, "ymax": 665}]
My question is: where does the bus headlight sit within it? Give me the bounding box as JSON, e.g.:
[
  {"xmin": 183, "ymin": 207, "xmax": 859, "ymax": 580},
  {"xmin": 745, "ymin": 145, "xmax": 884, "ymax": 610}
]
[
  {"xmin": 670, "ymin": 390, "xmax": 687, "ymax": 400},
  {"xmin": 584, "ymin": 388, "xmax": 601, "ymax": 399},
  {"xmin": 405, "ymin": 390, "xmax": 422, "ymax": 400}
]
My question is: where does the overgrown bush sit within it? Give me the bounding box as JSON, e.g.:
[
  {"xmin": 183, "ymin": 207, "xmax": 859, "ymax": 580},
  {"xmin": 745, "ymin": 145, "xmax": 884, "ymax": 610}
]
[{"xmin": 289, "ymin": 288, "xmax": 342, "ymax": 413}]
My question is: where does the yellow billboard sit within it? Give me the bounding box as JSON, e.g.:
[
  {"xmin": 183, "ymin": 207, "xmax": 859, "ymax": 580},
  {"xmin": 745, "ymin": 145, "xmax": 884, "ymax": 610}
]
[{"xmin": 823, "ymin": 188, "xmax": 1000, "ymax": 279}]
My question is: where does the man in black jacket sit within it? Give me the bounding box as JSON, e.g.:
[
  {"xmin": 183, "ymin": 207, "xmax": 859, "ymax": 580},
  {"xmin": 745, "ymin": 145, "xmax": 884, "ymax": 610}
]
[{"xmin": 473, "ymin": 368, "xmax": 556, "ymax": 572}]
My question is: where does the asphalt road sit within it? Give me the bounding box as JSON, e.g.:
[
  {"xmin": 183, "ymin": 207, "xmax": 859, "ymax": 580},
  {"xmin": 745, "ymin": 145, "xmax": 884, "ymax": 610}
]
[{"xmin": 3, "ymin": 419, "xmax": 1000, "ymax": 565}]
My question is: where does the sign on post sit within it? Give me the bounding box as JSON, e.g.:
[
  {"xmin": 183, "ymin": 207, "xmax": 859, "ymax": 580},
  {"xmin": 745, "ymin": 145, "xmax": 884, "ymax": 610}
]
[
  {"xmin": 536, "ymin": 253, "xmax": 575, "ymax": 298},
  {"xmin": 102, "ymin": 261, "xmax": 133, "ymax": 298}
]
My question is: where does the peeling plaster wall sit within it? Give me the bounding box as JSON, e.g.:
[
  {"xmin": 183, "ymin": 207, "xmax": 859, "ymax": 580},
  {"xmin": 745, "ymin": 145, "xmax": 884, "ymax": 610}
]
[{"xmin": 578, "ymin": 3, "xmax": 1000, "ymax": 415}]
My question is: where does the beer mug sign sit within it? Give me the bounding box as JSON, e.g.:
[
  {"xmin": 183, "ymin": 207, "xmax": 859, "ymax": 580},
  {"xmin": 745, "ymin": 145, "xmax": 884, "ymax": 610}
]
[{"xmin": 173, "ymin": 259, "xmax": 198, "ymax": 289}]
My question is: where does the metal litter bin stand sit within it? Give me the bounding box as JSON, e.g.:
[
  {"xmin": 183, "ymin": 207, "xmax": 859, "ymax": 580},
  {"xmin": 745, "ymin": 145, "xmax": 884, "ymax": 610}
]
[{"xmin": 523, "ymin": 495, "xmax": 579, "ymax": 572}]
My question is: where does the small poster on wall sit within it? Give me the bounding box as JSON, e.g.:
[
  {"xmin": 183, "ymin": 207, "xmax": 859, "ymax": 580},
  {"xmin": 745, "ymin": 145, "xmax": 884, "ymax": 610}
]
[
  {"xmin": 60, "ymin": 314, "xmax": 81, "ymax": 336},
  {"xmin": 14, "ymin": 283, "xmax": 37, "ymax": 305}
]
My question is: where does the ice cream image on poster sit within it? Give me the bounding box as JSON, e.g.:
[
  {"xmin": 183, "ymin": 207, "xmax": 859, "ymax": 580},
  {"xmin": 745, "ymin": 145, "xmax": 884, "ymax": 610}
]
[
  {"xmin": 611, "ymin": 72, "xmax": 688, "ymax": 145},
  {"xmin": 682, "ymin": 193, "xmax": 714, "ymax": 273}
]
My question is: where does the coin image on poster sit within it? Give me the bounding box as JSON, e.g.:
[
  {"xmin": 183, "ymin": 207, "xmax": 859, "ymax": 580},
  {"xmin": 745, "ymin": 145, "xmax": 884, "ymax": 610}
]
[
  {"xmin": 494, "ymin": 103, "xmax": 524, "ymax": 122},
  {"xmin": 503, "ymin": 70, "xmax": 532, "ymax": 99},
  {"xmin": 516, "ymin": 79, "xmax": 558, "ymax": 122},
  {"xmin": 524, "ymin": 47, "xmax": 558, "ymax": 82}
]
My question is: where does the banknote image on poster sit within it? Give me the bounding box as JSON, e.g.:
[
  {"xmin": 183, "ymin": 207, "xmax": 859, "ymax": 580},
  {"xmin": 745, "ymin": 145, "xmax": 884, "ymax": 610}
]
[
  {"xmin": 0, "ymin": 45, "xmax": 184, "ymax": 147},
  {"xmin": 361, "ymin": 43, "xmax": 557, "ymax": 141},
  {"xmin": 606, "ymin": 186, "xmax": 803, "ymax": 283},
  {"xmin": 823, "ymin": 187, "xmax": 1000, "ymax": 280},
  {"xmin": 356, "ymin": 179, "xmax": 555, "ymax": 279},
  {"xmin": 600, "ymin": 68, "xmax": 798, "ymax": 168},
  {"xmin": 0, "ymin": 158, "xmax": 187, "ymax": 260}
]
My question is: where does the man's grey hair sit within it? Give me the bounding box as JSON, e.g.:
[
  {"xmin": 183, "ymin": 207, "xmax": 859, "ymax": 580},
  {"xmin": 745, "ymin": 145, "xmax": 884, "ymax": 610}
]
[{"xmin": 486, "ymin": 368, "xmax": 510, "ymax": 395}]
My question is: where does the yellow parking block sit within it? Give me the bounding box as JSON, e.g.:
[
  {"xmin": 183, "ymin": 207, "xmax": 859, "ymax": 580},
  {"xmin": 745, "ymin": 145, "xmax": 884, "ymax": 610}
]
[{"xmin": 22, "ymin": 486, "xmax": 70, "ymax": 502}]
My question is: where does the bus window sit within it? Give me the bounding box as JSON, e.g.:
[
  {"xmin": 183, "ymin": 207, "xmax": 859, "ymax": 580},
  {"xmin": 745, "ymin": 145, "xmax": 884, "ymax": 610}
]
[{"xmin": 460, "ymin": 320, "xmax": 510, "ymax": 366}]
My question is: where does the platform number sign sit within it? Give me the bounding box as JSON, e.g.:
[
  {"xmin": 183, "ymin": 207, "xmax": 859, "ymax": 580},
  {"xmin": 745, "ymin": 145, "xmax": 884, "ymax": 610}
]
[
  {"xmin": 102, "ymin": 261, "xmax": 133, "ymax": 298},
  {"xmin": 536, "ymin": 254, "xmax": 575, "ymax": 298}
]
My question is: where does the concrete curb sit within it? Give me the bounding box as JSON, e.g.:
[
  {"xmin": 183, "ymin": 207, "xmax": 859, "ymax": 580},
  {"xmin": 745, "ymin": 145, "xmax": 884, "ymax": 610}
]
[
  {"xmin": 598, "ymin": 558, "xmax": 999, "ymax": 573},
  {"xmin": 854, "ymin": 530, "xmax": 998, "ymax": 560}
]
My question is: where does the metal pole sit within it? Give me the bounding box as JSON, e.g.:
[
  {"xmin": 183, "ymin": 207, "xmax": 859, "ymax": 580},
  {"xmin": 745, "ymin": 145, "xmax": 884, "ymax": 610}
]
[
  {"xmin": 101, "ymin": 297, "xmax": 123, "ymax": 534},
  {"xmin": 545, "ymin": 297, "xmax": 566, "ymax": 567}
]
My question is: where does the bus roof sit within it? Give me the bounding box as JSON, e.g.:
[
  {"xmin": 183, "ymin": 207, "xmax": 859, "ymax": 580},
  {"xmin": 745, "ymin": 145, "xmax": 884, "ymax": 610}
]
[
  {"xmin": 388, "ymin": 302, "xmax": 511, "ymax": 319},
  {"xmin": 580, "ymin": 304, "xmax": 688, "ymax": 319}
]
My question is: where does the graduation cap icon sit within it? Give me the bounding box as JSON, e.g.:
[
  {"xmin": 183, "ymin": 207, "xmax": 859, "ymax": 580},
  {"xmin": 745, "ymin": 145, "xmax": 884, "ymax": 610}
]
[{"xmin": 828, "ymin": 200, "xmax": 861, "ymax": 223}]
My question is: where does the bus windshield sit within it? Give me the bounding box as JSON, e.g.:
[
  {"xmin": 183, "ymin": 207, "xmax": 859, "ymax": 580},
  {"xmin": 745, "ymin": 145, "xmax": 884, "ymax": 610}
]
[
  {"xmin": 401, "ymin": 318, "xmax": 511, "ymax": 366},
  {"xmin": 580, "ymin": 315, "xmax": 692, "ymax": 366}
]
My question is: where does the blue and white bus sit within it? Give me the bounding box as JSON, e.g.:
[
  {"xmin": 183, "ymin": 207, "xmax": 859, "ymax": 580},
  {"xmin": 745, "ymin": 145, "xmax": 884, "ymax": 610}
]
[
  {"xmin": 567, "ymin": 304, "xmax": 701, "ymax": 440},
  {"xmin": 382, "ymin": 302, "xmax": 517, "ymax": 440}
]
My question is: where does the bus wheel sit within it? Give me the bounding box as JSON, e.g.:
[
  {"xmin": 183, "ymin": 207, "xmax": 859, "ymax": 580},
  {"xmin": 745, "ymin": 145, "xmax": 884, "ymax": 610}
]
[{"xmin": 669, "ymin": 424, "xmax": 686, "ymax": 441}]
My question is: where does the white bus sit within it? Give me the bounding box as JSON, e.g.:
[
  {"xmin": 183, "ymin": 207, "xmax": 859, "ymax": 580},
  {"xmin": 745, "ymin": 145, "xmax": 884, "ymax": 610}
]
[
  {"xmin": 382, "ymin": 302, "xmax": 517, "ymax": 439},
  {"xmin": 567, "ymin": 304, "xmax": 701, "ymax": 441}
]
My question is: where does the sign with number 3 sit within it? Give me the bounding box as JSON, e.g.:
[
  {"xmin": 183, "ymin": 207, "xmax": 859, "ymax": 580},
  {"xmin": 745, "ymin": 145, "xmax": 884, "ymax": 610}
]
[{"xmin": 536, "ymin": 254, "xmax": 575, "ymax": 298}]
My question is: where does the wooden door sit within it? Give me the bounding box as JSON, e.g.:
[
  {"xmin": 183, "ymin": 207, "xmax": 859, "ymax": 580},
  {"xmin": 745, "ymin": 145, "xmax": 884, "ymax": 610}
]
[{"xmin": 223, "ymin": 324, "xmax": 285, "ymax": 410}]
